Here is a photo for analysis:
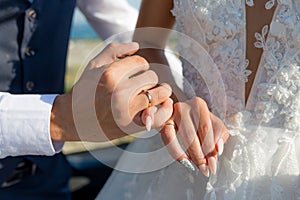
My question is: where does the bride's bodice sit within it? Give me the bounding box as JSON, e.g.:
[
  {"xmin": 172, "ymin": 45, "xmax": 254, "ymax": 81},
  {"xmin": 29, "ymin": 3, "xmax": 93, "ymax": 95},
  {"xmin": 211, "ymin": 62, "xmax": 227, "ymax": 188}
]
[
  {"xmin": 171, "ymin": 2, "xmax": 300, "ymax": 198},
  {"xmin": 172, "ymin": 0, "xmax": 300, "ymax": 132}
]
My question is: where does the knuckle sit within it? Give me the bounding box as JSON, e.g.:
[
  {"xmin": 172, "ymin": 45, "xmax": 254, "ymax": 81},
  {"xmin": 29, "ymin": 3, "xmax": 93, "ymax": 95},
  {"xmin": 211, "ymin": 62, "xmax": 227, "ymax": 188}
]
[
  {"xmin": 101, "ymin": 68, "xmax": 116, "ymax": 84},
  {"xmin": 152, "ymin": 91, "xmax": 160, "ymax": 107},
  {"xmin": 155, "ymin": 89, "xmax": 165, "ymax": 103},
  {"xmin": 195, "ymin": 97, "xmax": 207, "ymax": 107},
  {"xmin": 161, "ymin": 131, "xmax": 175, "ymax": 144},
  {"xmin": 168, "ymin": 97, "xmax": 174, "ymax": 105},
  {"xmin": 88, "ymin": 59, "xmax": 99, "ymax": 69},
  {"xmin": 158, "ymin": 84, "xmax": 172, "ymax": 99},
  {"xmin": 107, "ymin": 42, "xmax": 120, "ymax": 51},
  {"xmin": 112, "ymin": 89, "xmax": 125, "ymax": 101},
  {"xmin": 146, "ymin": 70, "xmax": 159, "ymax": 83},
  {"xmin": 130, "ymin": 55, "xmax": 148, "ymax": 66},
  {"xmin": 153, "ymin": 112, "xmax": 172, "ymax": 128},
  {"xmin": 201, "ymin": 123, "xmax": 209, "ymax": 136},
  {"xmin": 112, "ymin": 102, "xmax": 131, "ymax": 126},
  {"xmin": 173, "ymin": 102, "xmax": 184, "ymax": 122},
  {"xmin": 116, "ymin": 115, "xmax": 130, "ymax": 127},
  {"xmin": 193, "ymin": 157, "xmax": 205, "ymax": 167},
  {"xmin": 160, "ymin": 83, "xmax": 172, "ymax": 93},
  {"xmin": 174, "ymin": 102, "xmax": 182, "ymax": 112},
  {"xmin": 188, "ymin": 151, "xmax": 204, "ymax": 166},
  {"xmin": 116, "ymin": 112, "xmax": 131, "ymax": 127}
]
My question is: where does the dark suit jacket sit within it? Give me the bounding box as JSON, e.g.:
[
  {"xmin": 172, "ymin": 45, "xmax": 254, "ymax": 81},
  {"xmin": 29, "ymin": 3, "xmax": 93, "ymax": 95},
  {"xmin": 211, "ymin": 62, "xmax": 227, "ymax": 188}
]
[{"xmin": 0, "ymin": 0, "xmax": 76, "ymax": 198}]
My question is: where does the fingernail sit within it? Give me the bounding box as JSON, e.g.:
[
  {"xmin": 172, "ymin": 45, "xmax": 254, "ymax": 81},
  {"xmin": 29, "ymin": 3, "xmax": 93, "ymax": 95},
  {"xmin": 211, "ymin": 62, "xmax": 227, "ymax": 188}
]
[
  {"xmin": 207, "ymin": 157, "xmax": 217, "ymax": 175},
  {"xmin": 146, "ymin": 116, "xmax": 152, "ymax": 131},
  {"xmin": 217, "ymin": 139, "xmax": 224, "ymax": 156},
  {"xmin": 150, "ymin": 106, "xmax": 157, "ymax": 115},
  {"xmin": 179, "ymin": 158, "xmax": 195, "ymax": 171},
  {"xmin": 199, "ymin": 164, "xmax": 210, "ymax": 177}
]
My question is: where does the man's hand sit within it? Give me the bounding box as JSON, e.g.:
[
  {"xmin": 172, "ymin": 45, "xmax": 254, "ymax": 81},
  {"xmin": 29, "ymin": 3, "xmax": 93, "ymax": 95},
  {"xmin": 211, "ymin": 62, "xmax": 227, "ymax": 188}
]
[{"xmin": 50, "ymin": 42, "xmax": 172, "ymax": 142}]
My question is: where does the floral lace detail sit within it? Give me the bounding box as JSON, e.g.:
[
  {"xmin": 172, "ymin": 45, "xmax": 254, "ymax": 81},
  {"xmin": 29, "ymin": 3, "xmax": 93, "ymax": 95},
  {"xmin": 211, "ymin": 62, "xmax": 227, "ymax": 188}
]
[
  {"xmin": 254, "ymin": 25, "xmax": 269, "ymax": 50},
  {"xmin": 265, "ymin": 0, "xmax": 278, "ymax": 10},
  {"xmin": 205, "ymin": 112, "xmax": 300, "ymax": 200},
  {"xmin": 246, "ymin": 0, "xmax": 279, "ymax": 9},
  {"xmin": 252, "ymin": 3, "xmax": 300, "ymax": 131},
  {"xmin": 172, "ymin": 0, "xmax": 300, "ymax": 199},
  {"xmin": 232, "ymin": 59, "xmax": 252, "ymax": 82},
  {"xmin": 173, "ymin": 0, "xmax": 248, "ymax": 115},
  {"xmin": 246, "ymin": 0, "xmax": 254, "ymax": 7}
]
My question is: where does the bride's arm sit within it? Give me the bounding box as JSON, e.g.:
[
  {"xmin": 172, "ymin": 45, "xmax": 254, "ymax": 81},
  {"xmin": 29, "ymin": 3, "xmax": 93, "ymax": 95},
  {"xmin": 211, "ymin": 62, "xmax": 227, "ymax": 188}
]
[
  {"xmin": 134, "ymin": 0, "xmax": 229, "ymax": 176},
  {"xmin": 135, "ymin": 0, "xmax": 175, "ymax": 47},
  {"xmin": 133, "ymin": 0, "xmax": 186, "ymax": 101}
]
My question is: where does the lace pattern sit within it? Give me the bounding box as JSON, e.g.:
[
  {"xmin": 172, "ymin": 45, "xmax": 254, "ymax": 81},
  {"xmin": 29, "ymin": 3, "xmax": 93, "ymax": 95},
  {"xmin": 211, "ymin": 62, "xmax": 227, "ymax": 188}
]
[
  {"xmin": 173, "ymin": 0, "xmax": 249, "ymax": 116},
  {"xmin": 172, "ymin": 0, "xmax": 300, "ymax": 199},
  {"xmin": 251, "ymin": 3, "xmax": 300, "ymax": 131}
]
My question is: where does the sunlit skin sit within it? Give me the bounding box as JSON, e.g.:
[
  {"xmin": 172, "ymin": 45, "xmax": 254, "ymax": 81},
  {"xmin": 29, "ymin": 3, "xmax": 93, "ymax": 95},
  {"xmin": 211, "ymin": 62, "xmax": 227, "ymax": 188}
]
[
  {"xmin": 50, "ymin": 42, "xmax": 173, "ymax": 142},
  {"xmin": 136, "ymin": 0, "xmax": 276, "ymax": 175}
]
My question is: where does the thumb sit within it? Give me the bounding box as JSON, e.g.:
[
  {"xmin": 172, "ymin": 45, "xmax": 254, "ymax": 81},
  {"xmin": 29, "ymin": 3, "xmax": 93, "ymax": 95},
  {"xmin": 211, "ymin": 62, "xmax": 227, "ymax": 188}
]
[{"xmin": 88, "ymin": 42, "xmax": 139, "ymax": 69}]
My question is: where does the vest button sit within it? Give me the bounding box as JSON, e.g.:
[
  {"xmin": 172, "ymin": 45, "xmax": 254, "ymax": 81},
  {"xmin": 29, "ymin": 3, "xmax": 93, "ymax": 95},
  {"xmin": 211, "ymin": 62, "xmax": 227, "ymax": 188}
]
[
  {"xmin": 25, "ymin": 47, "xmax": 35, "ymax": 57},
  {"xmin": 28, "ymin": 9, "xmax": 37, "ymax": 21},
  {"xmin": 26, "ymin": 81, "xmax": 35, "ymax": 91}
]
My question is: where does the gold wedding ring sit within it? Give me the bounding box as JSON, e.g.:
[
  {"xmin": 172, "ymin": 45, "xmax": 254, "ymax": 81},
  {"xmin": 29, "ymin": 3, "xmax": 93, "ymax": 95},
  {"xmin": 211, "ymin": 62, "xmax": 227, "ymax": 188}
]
[
  {"xmin": 144, "ymin": 90, "xmax": 152, "ymax": 107},
  {"xmin": 164, "ymin": 122, "xmax": 175, "ymax": 126},
  {"xmin": 163, "ymin": 122, "xmax": 178, "ymax": 130}
]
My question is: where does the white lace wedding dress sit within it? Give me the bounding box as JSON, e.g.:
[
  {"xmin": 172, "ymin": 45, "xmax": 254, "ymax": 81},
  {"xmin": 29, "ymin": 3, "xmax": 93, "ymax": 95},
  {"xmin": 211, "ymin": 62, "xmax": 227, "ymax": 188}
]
[{"xmin": 97, "ymin": 0, "xmax": 300, "ymax": 199}]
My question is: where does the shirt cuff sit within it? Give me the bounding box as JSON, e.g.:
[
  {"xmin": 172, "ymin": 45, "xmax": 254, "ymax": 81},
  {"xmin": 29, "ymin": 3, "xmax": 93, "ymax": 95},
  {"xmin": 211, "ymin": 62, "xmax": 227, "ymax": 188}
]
[{"xmin": 0, "ymin": 92, "xmax": 63, "ymax": 158}]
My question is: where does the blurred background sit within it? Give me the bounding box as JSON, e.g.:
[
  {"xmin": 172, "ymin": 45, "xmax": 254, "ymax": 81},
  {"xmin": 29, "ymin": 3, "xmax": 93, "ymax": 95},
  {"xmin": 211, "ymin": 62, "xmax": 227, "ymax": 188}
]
[{"xmin": 65, "ymin": 0, "xmax": 141, "ymax": 92}]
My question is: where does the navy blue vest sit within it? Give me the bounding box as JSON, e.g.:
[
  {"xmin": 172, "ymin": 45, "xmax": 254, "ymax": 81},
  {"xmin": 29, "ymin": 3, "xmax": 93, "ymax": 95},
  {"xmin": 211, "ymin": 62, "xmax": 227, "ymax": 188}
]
[
  {"xmin": 0, "ymin": 0, "xmax": 75, "ymax": 94},
  {"xmin": 0, "ymin": 0, "xmax": 76, "ymax": 192}
]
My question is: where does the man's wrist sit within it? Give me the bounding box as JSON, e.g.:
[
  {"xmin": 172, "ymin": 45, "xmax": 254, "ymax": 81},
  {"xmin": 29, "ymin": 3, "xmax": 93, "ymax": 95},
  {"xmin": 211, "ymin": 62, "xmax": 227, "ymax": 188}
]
[{"xmin": 50, "ymin": 92, "xmax": 78, "ymax": 141}]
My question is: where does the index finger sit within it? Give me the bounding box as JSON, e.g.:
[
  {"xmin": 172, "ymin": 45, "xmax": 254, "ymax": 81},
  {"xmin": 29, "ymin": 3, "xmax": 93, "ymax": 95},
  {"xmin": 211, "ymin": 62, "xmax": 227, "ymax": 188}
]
[
  {"xmin": 88, "ymin": 42, "xmax": 140, "ymax": 69},
  {"xmin": 100, "ymin": 55, "xmax": 150, "ymax": 89}
]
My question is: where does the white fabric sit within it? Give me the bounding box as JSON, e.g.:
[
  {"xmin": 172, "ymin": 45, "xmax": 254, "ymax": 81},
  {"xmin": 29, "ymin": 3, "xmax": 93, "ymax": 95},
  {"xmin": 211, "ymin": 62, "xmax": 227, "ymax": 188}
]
[
  {"xmin": 0, "ymin": 0, "xmax": 140, "ymax": 158},
  {"xmin": 77, "ymin": 0, "xmax": 139, "ymax": 40},
  {"xmin": 97, "ymin": 1, "xmax": 300, "ymax": 199},
  {"xmin": 0, "ymin": 0, "xmax": 137, "ymax": 158},
  {"xmin": 0, "ymin": 92, "xmax": 63, "ymax": 158}
]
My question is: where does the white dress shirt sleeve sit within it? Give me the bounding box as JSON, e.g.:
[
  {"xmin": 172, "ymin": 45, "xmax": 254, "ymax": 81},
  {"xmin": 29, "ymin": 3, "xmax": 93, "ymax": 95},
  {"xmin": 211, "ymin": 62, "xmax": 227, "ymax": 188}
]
[
  {"xmin": 77, "ymin": 0, "xmax": 138, "ymax": 40},
  {"xmin": 0, "ymin": 92, "xmax": 63, "ymax": 158}
]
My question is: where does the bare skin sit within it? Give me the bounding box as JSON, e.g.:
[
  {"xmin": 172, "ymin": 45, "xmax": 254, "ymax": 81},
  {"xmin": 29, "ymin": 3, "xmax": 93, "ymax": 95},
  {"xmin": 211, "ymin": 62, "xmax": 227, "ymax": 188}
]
[
  {"xmin": 246, "ymin": 0, "xmax": 277, "ymax": 102},
  {"xmin": 50, "ymin": 42, "xmax": 173, "ymax": 142},
  {"xmin": 135, "ymin": 0, "xmax": 277, "ymax": 175}
]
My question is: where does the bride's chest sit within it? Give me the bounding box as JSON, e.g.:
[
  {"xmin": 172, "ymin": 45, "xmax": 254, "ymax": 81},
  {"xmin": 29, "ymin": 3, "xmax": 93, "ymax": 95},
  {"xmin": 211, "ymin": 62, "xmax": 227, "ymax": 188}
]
[
  {"xmin": 174, "ymin": 0, "xmax": 300, "ymax": 45},
  {"xmin": 173, "ymin": 0, "xmax": 300, "ymax": 130}
]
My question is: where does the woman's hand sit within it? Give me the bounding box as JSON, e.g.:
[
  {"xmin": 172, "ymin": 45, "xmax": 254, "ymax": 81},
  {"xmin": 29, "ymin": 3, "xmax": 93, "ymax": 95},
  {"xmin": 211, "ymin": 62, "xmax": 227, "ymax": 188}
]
[{"xmin": 160, "ymin": 97, "xmax": 229, "ymax": 177}]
